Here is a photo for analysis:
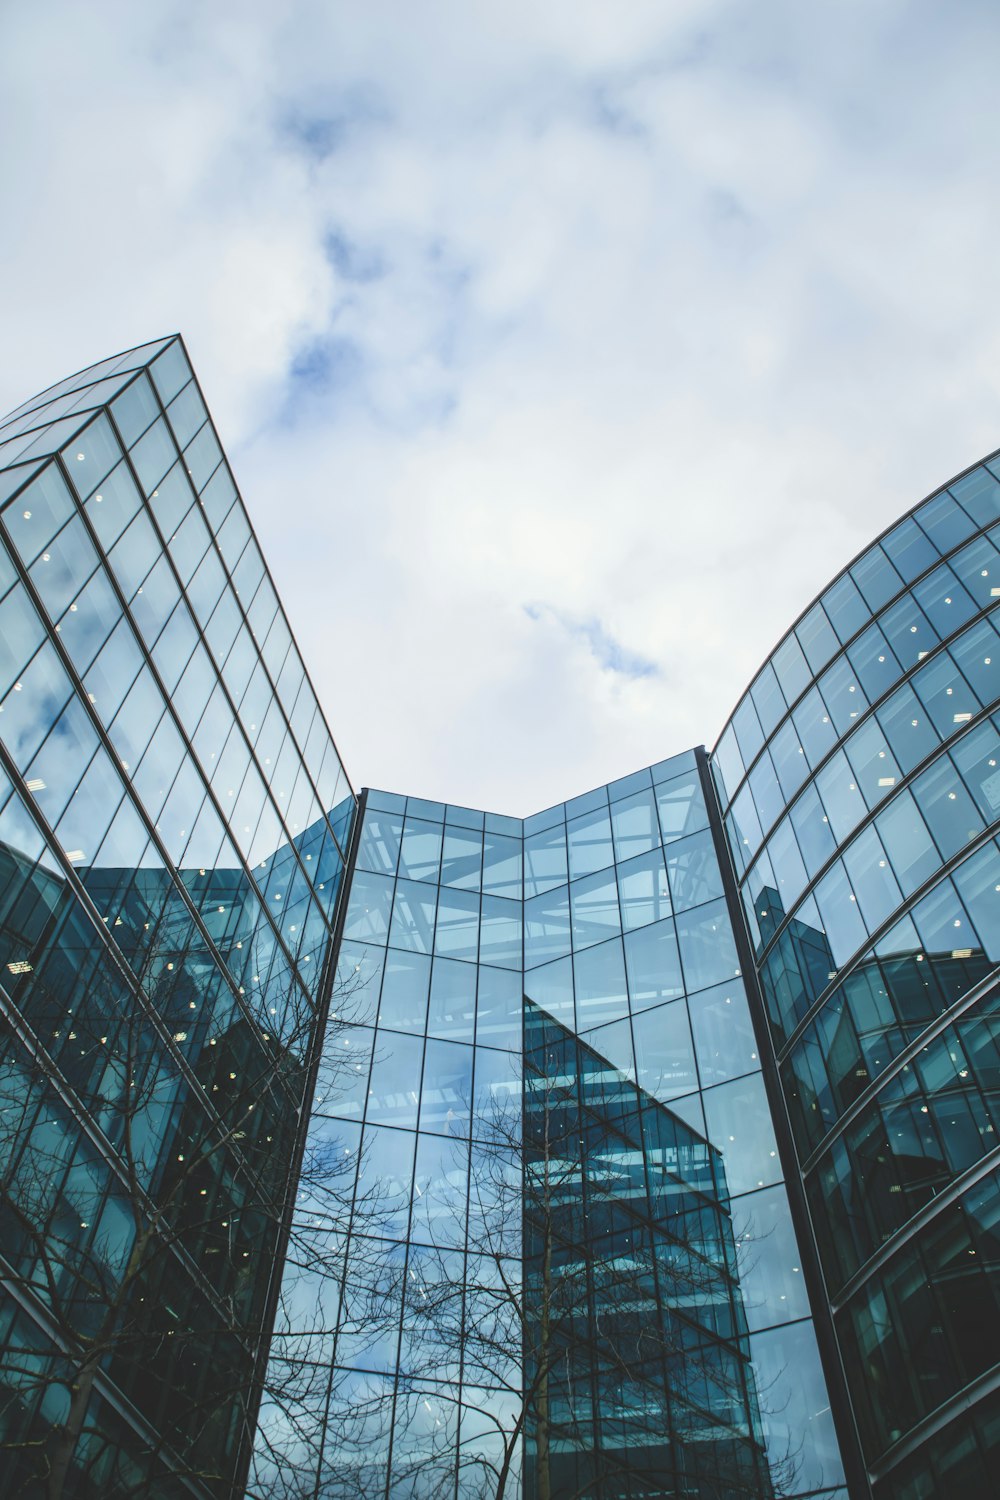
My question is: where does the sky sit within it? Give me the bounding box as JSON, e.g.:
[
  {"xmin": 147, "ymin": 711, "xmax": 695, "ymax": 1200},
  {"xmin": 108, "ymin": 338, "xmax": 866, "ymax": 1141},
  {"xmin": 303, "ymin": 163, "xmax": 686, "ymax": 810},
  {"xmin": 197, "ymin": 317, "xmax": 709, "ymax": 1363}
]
[{"xmin": 4, "ymin": 1, "xmax": 1000, "ymax": 816}]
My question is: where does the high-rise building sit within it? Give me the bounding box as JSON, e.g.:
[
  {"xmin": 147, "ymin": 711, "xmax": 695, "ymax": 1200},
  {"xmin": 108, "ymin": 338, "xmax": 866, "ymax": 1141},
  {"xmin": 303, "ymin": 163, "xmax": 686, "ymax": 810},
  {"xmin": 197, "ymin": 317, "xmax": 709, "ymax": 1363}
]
[{"xmin": 1, "ymin": 339, "xmax": 1000, "ymax": 1499}]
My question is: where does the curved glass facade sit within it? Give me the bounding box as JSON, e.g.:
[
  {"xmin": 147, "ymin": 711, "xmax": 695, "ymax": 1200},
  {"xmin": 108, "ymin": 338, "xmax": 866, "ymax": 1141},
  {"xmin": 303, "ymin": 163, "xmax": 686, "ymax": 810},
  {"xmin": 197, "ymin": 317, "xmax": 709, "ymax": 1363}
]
[
  {"xmin": 712, "ymin": 455, "xmax": 1000, "ymax": 1495},
  {"xmin": 9, "ymin": 337, "xmax": 1000, "ymax": 1498}
]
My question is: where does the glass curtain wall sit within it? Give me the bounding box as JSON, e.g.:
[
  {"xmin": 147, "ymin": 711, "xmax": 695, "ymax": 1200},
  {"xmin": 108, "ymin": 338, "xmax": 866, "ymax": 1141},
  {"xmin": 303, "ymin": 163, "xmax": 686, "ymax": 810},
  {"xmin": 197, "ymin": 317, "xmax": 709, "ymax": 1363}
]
[
  {"xmin": 0, "ymin": 341, "xmax": 353, "ymax": 1498},
  {"xmin": 714, "ymin": 453, "xmax": 1000, "ymax": 1496},
  {"xmin": 266, "ymin": 768, "xmax": 846, "ymax": 1499}
]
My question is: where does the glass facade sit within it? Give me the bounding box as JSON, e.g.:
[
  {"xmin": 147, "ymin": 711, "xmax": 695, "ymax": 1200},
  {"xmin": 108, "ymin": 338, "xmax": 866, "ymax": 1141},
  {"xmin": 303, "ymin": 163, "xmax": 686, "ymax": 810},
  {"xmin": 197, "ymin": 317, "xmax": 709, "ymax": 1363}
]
[
  {"xmin": 714, "ymin": 456, "xmax": 1000, "ymax": 1496},
  {"xmin": 0, "ymin": 340, "xmax": 353, "ymax": 1496},
  {"xmin": 7, "ymin": 337, "xmax": 1000, "ymax": 1500}
]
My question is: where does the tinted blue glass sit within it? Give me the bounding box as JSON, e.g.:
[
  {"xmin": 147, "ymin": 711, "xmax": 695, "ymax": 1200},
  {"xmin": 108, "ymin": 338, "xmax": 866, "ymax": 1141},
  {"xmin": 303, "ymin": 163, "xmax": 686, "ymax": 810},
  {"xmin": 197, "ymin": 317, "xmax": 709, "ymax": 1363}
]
[
  {"xmin": 915, "ymin": 490, "xmax": 977, "ymax": 553},
  {"xmin": 751, "ymin": 662, "xmax": 786, "ymax": 735},
  {"xmin": 609, "ymin": 788, "xmax": 660, "ymax": 863},
  {"xmin": 789, "ymin": 782, "xmax": 837, "ymax": 879},
  {"xmin": 616, "ymin": 847, "xmax": 671, "ymax": 931},
  {"xmin": 524, "ymin": 884, "xmax": 571, "ymax": 968},
  {"xmin": 434, "ymin": 888, "xmax": 480, "ymax": 961},
  {"xmin": 797, "ymin": 602, "xmax": 840, "ymax": 674},
  {"xmin": 769, "ymin": 717, "xmax": 809, "ymax": 800},
  {"xmin": 822, "ymin": 573, "xmax": 869, "ymax": 645},
  {"xmin": 732, "ymin": 694, "xmax": 765, "ymax": 764},
  {"xmin": 389, "ymin": 878, "xmax": 437, "ymax": 953},
  {"xmin": 570, "ymin": 868, "xmax": 621, "ymax": 948},
  {"xmin": 882, "ymin": 516, "xmax": 938, "ymax": 582},
  {"xmin": 770, "ymin": 632, "xmax": 812, "ymax": 706},
  {"xmin": 852, "ymin": 545, "xmax": 902, "ymax": 613},
  {"xmin": 792, "ymin": 685, "xmax": 838, "ymax": 769},
  {"xmin": 524, "ymin": 822, "xmax": 568, "ymax": 897},
  {"xmin": 566, "ymin": 804, "xmax": 614, "ymax": 878},
  {"xmin": 572, "ymin": 936, "xmax": 629, "ymax": 1029},
  {"xmin": 846, "ymin": 622, "xmax": 902, "ymax": 702},
  {"xmin": 952, "ymin": 465, "xmax": 1000, "ymax": 527},
  {"xmin": 632, "ymin": 998, "xmax": 698, "ymax": 1101},
  {"xmin": 400, "ymin": 816, "xmax": 443, "ymax": 883},
  {"xmin": 623, "ymin": 919, "xmax": 683, "ymax": 1008},
  {"xmin": 818, "ymin": 655, "xmax": 867, "ymax": 736}
]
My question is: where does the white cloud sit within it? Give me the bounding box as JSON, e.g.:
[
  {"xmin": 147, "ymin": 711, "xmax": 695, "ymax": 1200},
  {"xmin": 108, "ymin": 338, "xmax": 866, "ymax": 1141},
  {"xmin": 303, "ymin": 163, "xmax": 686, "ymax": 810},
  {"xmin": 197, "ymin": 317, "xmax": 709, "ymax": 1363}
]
[{"xmin": 3, "ymin": 0, "xmax": 1000, "ymax": 812}]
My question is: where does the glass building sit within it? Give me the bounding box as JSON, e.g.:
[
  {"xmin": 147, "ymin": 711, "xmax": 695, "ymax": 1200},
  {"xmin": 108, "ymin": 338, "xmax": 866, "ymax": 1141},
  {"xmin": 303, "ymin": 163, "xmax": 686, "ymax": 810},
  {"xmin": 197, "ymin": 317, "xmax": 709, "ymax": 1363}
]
[
  {"xmin": 0, "ymin": 339, "xmax": 353, "ymax": 1497},
  {"xmin": 3, "ymin": 340, "xmax": 1000, "ymax": 1499}
]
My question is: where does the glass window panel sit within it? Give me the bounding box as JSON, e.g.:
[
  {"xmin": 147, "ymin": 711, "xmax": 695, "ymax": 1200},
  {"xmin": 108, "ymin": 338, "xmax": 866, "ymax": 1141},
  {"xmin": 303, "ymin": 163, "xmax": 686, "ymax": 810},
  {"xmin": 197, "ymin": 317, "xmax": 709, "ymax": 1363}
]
[
  {"xmin": 747, "ymin": 749, "xmax": 784, "ymax": 837},
  {"xmin": 184, "ymin": 423, "xmax": 222, "ymax": 490},
  {"xmin": 953, "ymin": 465, "xmax": 1000, "ymax": 526},
  {"xmin": 572, "ymin": 935, "xmax": 629, "ymax": 1029},
  {"xmin": 712, "ymin": 724, "xmax": 744, "ymax": 807},
  {"xmin": 949, "ymin": 533, "xmax": 1000, "ymax": 610},
  {"xmin": 842, "ymin": 825, "xmax": 902, "ymax": 934},
  {"xmin": 623, "ymin": 918, "xmax": 683, "ymax": 1009},
  {"xmin": 129, "ymin": 416, "xmax": 178, "ymax": 497},
  {"xmin": 566, "ymin": 804, "xmax": 614, "ymax": 878},
  {"xmin": 656, "ymin": 771, "xmax": 709, "ymax": 843},
  {"xmin": 428, "ymin": 955, "xmax": 476, "ymax": 1040},
  {"xmin": 481, "ymin": 833, "xmax": 521, "ymax": 899},
  {"xmin": 815, "ymin": 750, "xmax": 866, "ymax": 844},
  {"xmin": 200, "ymin": 464, "xmax": 237, "ymax": 532},
  {"xmin": 633, "ymin": 997, "xmax": 698, "ymax": 1102},
  {"xmin": 616, "ymin": 847, "xmax": 671, "ymax": 932},
  {"xmin": 689, "ymin": 979, "xmax": 760, "ymax": 1086},
  {"xmin": 875, "ymin": 790, "xmax": 939, "ymax": 898},
  {"xmin": 797, "ymin": 601, "xmax": 840, "ymax": 674},
  {"xmin": 149, "ymin": 341, "xmax": 193, "ymax": 404},
  {"xmin": 0, "ymin": 584, "xmax": 42, "ymax": 703},
  {"xmin": 6, "ymin": 466, "xmax": 77, "ymax": 567},
  {"xmin": 737, "ymin": 1185, "xmax": 811, "ymax": 1332},
  {"xmin": 881, "ymin": 593, "xmax": 938, "ymax": 671},
  {"xmin": 789, "ymin": 781, "xmax": 837, "ymax": 879},
  {"xmin": 609, "ymin": 787, "xmax": 660, "ymax": 863},
  {"xmin": 665, "ymin": 828, "xmax": 725, "ymax": 912},
  {"xmin": 387, "ymin": 877, "xmax": 438, "ymax": 953},
  {"xmin": 912, "ymin": 756, "xmax": 984, "ymax": 863},
  {"xmin": 23, "ymin": 697, "xmax": 100, "ymax": 829},
  {"xmin": 204, "ymin": 589, "xmax": 241, "ymax": 675},
  {"xmin": 474, "ymin": 966, "xmax": 522, "ymax": 1051},
  {"xmin": 912, "ymin": 563, "xmax": 977, "ymax": 637},
  {"xmin": 813, "ymin": 861, "xmax": 868, "ymax": 967},
  {"xmin": 845, "ymin": 716, "xmax": 903, "ymax": 809},
  {"xmin": 732, "ymin": 694, "xmax": 764, "ymax": 765},
  {"xmin": 703, "ymin": 1073, "xmax": 781, "ymax": 1195},
  {"xmin": 847, "ymin": 622, "xmax": 903, "ymax": 703},
  {"xmin": 791, "ymin": 684, "xmax": 838, "ymax": 770},
  {"xmin": 378, "ymin": 950, "xmax": 431, "ymax": 1034},
  {"xmin": 912, "ymin": 651, "xmax": 979, "ymax": 738},
  {"xmin": 953, "ymin": 845, "xmax": 1000, "ymax": 961},
  {"xmin": 852, "ymin": 544, "xmax": 902, "ymax": 613},
  {"xmin": 950, "ymin": 617, "xmax": 1000, "ymax": 706},
  {"xmin": 420, "ymin": 1039, "xmax": 473, "ymax": 1136},
  {"xmin": 818, "ymin": 654, "xmax": 868, "ymax": 737},
  {"xmin": 165, "ymin": 379, "xmax": 208, "ymax": 449},
  {"xmin": 882, "ymin": 515, "xmax": 938, "ymax": 582},
  {"xmin": 83, "ymin": 617, "xmax": 144, "ymax": 726},
  {"xmin": 765, "ymin": 813, "xmax": 808, "ymax": 915},
  {"xmin": 524, "ymin": 954, "xmax": 575, "ymax": 1026},
  {"xmin": 524, "ymin": 884, "xmax": 571, "ymax": 968},
  {"xmin": 440, "ymin": 824, "xmax": 481, "ymax": 889},
  {"xmin": 61, "ymin": 414, "xmax": 120, "ymax": 499},
  {"xmin": 676, "ymin": 898, "xmax": 741, "ymax": 993},
  {"xmin": 434, "ymin": 888, "xmax": 480, "ymax": 961},
  {"xmin": 877, "ymin": 682, "xmax": 941, "ymax": 775},
  {"xmin": 771, "ymin": 631, "xmax": 812, "ymax": 706},
  {"xmin": 915, "ymin": 490, "xmax": 977, "ymax": 554},
  {"xmin": 167, "ymin": 502, "xmax": 210, "ymax": 586},
  {"xmin": 750, "ymin": 662, "xmax": 786, "ymax": 735},
  {"xmin": 570, "ymin": 868, "xmax": 621, "ymax": 949},
  {"xmin": 768, "ymin": 716, "xmax": 809, "ymax": 800},
  {"xmin": 400, "ymin": 816, "xmax": 443, "ymax": 884},
  {"xmin": 2, "ymin": 641, "xmax": 74, "ymax": 771},
  {"xmin": 344, "ymin": 870, "xmax": 394, "ymax": 944},
  {"xmin": 110, "ymin": 372, "xmax": 159, "ymax": 447},
  {"xmin": 954, "ymin": 718, "xmax": 1000, "ymax": 823},
  {"xmin": 445, "ymin": 802, "xmax": 484, "ymax": 830},
  {"xmin": 366, "ymin": 1030, "xmax": 424, "ymax": 1128},
  {"xmin": 822, "ymin": 572, "xmax": 869, "ymax": 644},
  {"xmin": 478, "ymin": 894, "xmax": 521, "ymax": 969},
  {"xmin": 728, "ymin": 783, "xmax": 764, "ymax": 871},
  {"xmin": 357, "ymin": 808, "xmax": 403, "ymax": 875}
]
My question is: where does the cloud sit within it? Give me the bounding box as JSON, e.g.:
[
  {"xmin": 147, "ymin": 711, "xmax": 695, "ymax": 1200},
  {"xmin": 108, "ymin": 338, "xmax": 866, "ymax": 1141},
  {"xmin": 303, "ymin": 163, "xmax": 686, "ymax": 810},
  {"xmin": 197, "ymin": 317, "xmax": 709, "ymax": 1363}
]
[{"xmin": 4, "ymin": 1, "xmax": 1000, "ymax": 811}]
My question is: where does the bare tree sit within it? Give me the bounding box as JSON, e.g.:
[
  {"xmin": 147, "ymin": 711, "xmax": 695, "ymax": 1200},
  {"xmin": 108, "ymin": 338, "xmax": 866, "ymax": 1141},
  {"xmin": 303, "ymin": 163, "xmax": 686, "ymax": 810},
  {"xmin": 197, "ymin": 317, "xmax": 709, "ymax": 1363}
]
[{"xmin": 315, "ymin": 1005, "xmax": 779, "ymax": 1500}]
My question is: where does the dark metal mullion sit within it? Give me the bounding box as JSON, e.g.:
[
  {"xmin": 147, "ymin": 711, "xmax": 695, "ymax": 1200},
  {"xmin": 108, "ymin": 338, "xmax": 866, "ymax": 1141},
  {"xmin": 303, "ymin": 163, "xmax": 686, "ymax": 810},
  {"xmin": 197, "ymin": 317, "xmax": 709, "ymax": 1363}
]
[
  {"xmin": 15, "ymin": 460, "xmax": 295, "ymax": 1058},
  {"xmin": 0, "ymin": 741, "xmax": 250, "ymax": 1316},
  {"xmin": 57, "ymin": 445, "xmax": 315, "ymax": 1034},
  {"xmin": 697, "ymin": 746, "xmax": 873, "ymax": 1500},
  {"xmin": 832, "ymin": 1135, "xmax": 1000, "ymax": 1318},
  {"xmin": 719, "ymin": 496, "xmax": 1000, "ymax": 813},
  {"xmin": 740, "ymin": 597, "xmax": 1000, "ymax": 893},
  {"xmin": 774, "ymin": 808, "xmax": 1000, "ymax": 1066},
  {"xmin": 748, "ymin": 687, "xmax": 1000, "ymax": 990},
  {"xmin": 0, "ymin": 1250, "xmax": 210, "ymax": 1499},
  {"xmin": 237, "ymin": 788, "xmax": 368, "ymax": 1499},
  {"xmin": 799, "ymin": 960, "xmax": 1000, "ymax": 1181},
  {"xmin": 172, "ymin": 333, "xmax": 357, "ymax": 840}
]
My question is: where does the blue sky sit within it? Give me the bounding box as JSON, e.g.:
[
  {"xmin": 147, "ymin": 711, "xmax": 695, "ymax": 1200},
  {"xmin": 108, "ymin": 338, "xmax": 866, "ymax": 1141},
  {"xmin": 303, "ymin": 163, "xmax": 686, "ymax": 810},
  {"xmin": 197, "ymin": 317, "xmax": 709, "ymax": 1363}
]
[{"xmin": 4, "ymin": 1, "xmax": 1000, "ymax": 812}]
